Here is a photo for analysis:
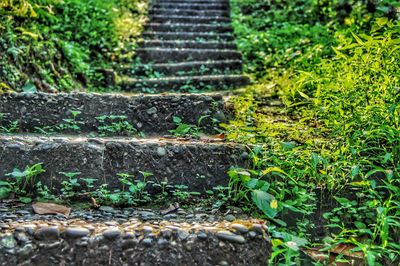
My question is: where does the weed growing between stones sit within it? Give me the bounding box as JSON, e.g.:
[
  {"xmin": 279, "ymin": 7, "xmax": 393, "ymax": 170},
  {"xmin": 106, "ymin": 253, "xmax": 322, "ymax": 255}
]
[{"xmin": 228, "ymin": 0, "xmax": 400, "ymax": 264}]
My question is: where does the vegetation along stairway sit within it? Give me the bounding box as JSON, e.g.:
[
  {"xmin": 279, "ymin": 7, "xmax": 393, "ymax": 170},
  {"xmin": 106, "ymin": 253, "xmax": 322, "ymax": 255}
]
[{"xmin": 0, "ymin": 0, "xmax": 271, "ymax": 265}]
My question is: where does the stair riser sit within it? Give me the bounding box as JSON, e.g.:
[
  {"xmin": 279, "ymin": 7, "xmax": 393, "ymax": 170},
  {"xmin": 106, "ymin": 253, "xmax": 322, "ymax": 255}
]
[
  {"xmin": 153, "ymin": 3, "xmax": 229, "ymax": 9},
  {"xmin": 125, "ymin": 61, "xmax": 242, "ymax": 76},
  {"xmin": 142, "ymin": 32, "xmax": 234, "ymax": 41},
  {"xmin": 139, "ymin": 40, "xmax": 237, "ymax": 49},
  {"xmin": 0, "ymin": 93, "xmax": 225, "ymax": 135},
  {"xmin": 120, "ymin": 76, "xmax": 250, "ymax": 93},
  {"xmin": 0, "ymin": 136, "xmax": 249, "ymax": 193},
  {"xmin": 149, "ymin": 9, "xmax": 230, "ymax": 17},
  {"xmin": 136, "ymin": 49, "xmax": 242, "ymax": 63},
  {"xmin": 144, "ymin": 24, "xmax": 233, "ymax": 33},
  {"xmin": 150, "ymin": 15, "xmax": 231, "ymax": 24}
]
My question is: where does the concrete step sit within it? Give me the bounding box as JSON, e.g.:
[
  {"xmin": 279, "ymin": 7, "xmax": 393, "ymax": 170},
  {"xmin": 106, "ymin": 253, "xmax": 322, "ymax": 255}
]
[
  {"xmin": 138, "ymin": 40, "xmax": 237, "ymax": 50},
  {"xmin": 123, "ymin": 60, "xmax": 243, "ymax": 76},
  {"xmin": 150, "ymin": 15, "xmax": 231, "ymax": 24},
  {"xmin": 0, "ymin": 92, "xmax": 226, "ymax": 136},
  {"xmin": 144, "ymin": 23, "xmax": 233, "ymax": 33},
  {"xmin": 0, "ymin": 206, "xmax": 270, "ymax": 265},
  {"xmin": 0, "ymin": 135, "xmax": 249, "ymax": 193},
  {"xmin": 153, "ymin": 3, "xmax": 229, "ymax": 10},
  {"xmin": 149, "ymin": 8, "xmax": 230, "ymax": 17},
  {"xmin": 142, "ymin": 31, "xmax": 234, "ymax": 41},
  {"xmin": 136, "ymin": 48, "xmax": 242, "ymax": 63},
  {"xmin": 120, "ymin": 74, "xmax": 250, "ymax": 93}
]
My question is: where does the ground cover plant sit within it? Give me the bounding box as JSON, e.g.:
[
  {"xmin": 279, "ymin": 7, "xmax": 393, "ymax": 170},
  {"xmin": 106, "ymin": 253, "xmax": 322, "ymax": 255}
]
[
  {"xmin": 0, "ymin": 0, "xmax": 148, "ymax": 92},
  {"xmin": 228, "ymin": 0, "xmax": 400, "ymax": 264}
]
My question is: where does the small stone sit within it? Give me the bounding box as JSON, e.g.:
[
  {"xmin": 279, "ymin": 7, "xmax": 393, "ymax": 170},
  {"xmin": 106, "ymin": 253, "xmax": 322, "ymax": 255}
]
[
  {"xmin": 248, "ymin": 231, "xmax": 257, "ymax": 238},
  {"xmin": 142, "ymin": 226, "xmax": 153, "ymax": 234},
  {"xmin": 64, "ymin": 227, "xmax": 90, "ymax": 239},
  {"xmin": 142, "ymin": 238, "xmax": 153, "ymax": 247},
  {"xmin": 19, "ymin": 243, "xmax": 34, "ymax": 257},
  {"xmin": 1, "ymin": 235, "xmax": 17, "ymax": 249},
  {"xmin": 251, "ymin": 224, "xmax": 263, "ymax": 233},
  {"xmin": 14, "ymin": 231, "xmax": 29, "ymax": 243},
  {"xmin": 231, "ymin": 224, "xmax": 249, "ymax": 234},
  {"xmin": 99, "ymin": 206, "xmax": 115, "ymax": 213},
  {"xmin": 35, "ymin": 227, "xmax": 60, "ymax": 241},
  {"xmin": 156, "ymin": 147, "xmax": 166, "ymax": 157},
  {"xmin": 197, "ymin": 232, "xmax": 207, "ymax": 240},
  {"xmin": 157, "ymin": 238, "xmax": 168, "ymax": 248},
  {"xmin": 177, "ymin": 230, "xmax": 189, "ymax": 240},
  {"xmin": 216, "ymin": 231, "xmax": 246, "ymax": 244},
  {"xmin": 102, "ymin": 228, "xmax": 121, "ymax": 240},
  {"xmin": 146, "ymin": 107, "xmax": 158, "ymax": 115},
  {"xmin": 219, "ymin": 261, "xmax": 230, "ymax": 266},
  {"xmin": 161, "ymin": 229, "xmax": 172, "ymax": 239},
  {"xmin": 224, "ymin": 214, "xmax": 236, "ymax": 222}
]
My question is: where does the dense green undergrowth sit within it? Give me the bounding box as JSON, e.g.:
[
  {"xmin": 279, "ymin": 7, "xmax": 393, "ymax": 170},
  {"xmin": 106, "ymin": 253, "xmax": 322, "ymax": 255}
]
[
  {"xmin": 0, "ymin": 0, "xmax": 148, "ymax": 92},
  {"xmin": 229, "ymin": 0, "xmax": 400, "ymax": 264}
]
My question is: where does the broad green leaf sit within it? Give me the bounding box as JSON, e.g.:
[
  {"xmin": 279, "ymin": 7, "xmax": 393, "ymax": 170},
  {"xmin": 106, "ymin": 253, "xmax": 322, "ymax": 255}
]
[{"xmin": 251, "ymin": 189, "xmax": 278, "ymax": 218}]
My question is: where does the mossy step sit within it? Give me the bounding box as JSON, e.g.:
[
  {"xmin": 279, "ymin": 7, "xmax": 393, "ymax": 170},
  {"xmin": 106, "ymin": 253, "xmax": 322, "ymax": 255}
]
[
  {"xmin": 120, "ymin": 74, "xmax": 250, "ymax": 93},
  {"xmin": 0, "ymin": 92, "xmax": 226, "ymax": 136},
  {"xmin": 153, "ymin": 3, "xmax": 229, "ymax": 10},
  {"xmin": 0, "ymin": 210, "xmax": 270, "ymax": 266},
  {"xmin": 149, "ymin": 15, "xmax": 231, "ymax": 24},
  {"xmin": 123, "ymin": 60, "xmax": 243, "ymax": 76},
  {"xmin": 0, "ymin": 135, "xmax": 249, "ymax": 193},
  {"xmin": 139, "ymin": 40, "xmax": 237, "ymax": 50},
  {"xmin": 136, "ymin": 48, "xmax": 242, "ymax": 63},
  {"xmin": 144, "ymin": 23, "xmax": 233, "ymax": 33},
  {"xmin": 149, "ymin": 8, "xmax": 230, "ymax": 17},
  {"xmin": 142, "ymin": 31, "xmax": 234, "ymax": 41}
]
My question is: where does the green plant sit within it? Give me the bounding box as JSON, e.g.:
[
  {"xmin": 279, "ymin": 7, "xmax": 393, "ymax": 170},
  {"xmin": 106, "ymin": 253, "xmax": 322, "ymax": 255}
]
[
  {"xmin": 95, "ymin": 114, "xmax": 138, "ymax": 136},
  {"xmin": 57, "ymin": 110, "xmax": 82, "ymax": 131},
  {"xmin": 60, "ymin": 172, "xmax": 81, "ymax": 199},
  {"xmin": 169, "ymin": 116, "xmax": 201, "ymax": 137},
  {"xmin": 1, "ymin": 163, "xmax": 46, "ymax": 203}
]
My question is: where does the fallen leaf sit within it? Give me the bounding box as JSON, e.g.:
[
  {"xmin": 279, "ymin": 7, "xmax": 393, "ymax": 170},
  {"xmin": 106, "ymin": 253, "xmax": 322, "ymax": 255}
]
[
  {"xmin": 32, "ymin": 202, "xmax": 71, "ymax": 217},
  {"xmin": 302, "ymin": 244, "xmax": 364, "ymax": 266},
  {"xmin": 91, "ymin": 197, "xmax": 100, "ymax": 208}
]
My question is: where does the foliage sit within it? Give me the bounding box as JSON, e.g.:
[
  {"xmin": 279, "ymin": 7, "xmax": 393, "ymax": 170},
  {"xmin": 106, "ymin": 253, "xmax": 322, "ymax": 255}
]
[
  {"xmin": 229, "ymin": 0, "xmax": 400, "ymax": 264},
  {"xmin": 0, "ymin": 0, "xmax": 148, "ymax": 92}
]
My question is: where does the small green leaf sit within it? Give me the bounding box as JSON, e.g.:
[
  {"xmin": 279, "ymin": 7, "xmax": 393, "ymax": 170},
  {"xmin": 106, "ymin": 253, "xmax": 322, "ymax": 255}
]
[{"xmin": 251, "ymin": 189, "xmax": 278, "ymax": 219}]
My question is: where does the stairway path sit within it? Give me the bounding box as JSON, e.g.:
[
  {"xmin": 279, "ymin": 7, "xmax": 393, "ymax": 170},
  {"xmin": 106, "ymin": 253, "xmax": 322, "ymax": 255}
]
[{"xmin": 0, "ymin": 0, "xmax": 270, "ymax": 265}]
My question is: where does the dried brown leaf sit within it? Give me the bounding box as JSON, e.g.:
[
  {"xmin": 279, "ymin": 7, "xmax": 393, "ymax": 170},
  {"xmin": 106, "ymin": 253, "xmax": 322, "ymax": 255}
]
[{"xmin": 32, "ymin": 202, "xmax": 71, "ymax": 217}]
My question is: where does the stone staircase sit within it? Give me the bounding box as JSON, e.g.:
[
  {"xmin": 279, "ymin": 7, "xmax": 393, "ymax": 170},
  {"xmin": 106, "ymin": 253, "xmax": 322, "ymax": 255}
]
[
  {"xmin": 119, "ymin": 0, "xmax": 249, "ymax": 93},
  {"xmin": 0, "ymin": 0, "xmax": 271, "ymax": 265}
]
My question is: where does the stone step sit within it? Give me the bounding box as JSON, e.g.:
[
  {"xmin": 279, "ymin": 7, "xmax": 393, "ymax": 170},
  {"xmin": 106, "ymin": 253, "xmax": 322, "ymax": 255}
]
[
  {"xmin": 123, "ymin": 60, "xmax": 243, "ymax": 76},
  {"xmin": 150, "ymin": 15, "xmax": 231, "ymax": 24},
  {"xmin": 0, "ymin": 92, "xmax": 226, "ymax": 136},
  {"xmin": 149, "ymin": 8, "xmax": 230, "ymax": 17},
  {"xmin": 144, "ymin": 23, "xmax": 233, "ymax": 33},
  {"xmin": 136, "ymin": 48, "xmax": 242, "ymax": 63},
  {"xmin": 120, "ymin": 75, "xmax": 250, "ymax": 93},
  {"xmin": 139, "ymin": 40, "xmax": 237, "ymax": 50},
  {"xmin": 153, "ymin": 3, "xmax": 229, "ymax": 10},
  {"xmin": 0, "ymin": 135, "xmax": 249, "ymax": 193},
  {"xmin": 142, "ymin": 31, "xmax": 234, "ymax": 41},
  {"xmin": 0, "ymin": 207, "xmax": 270, "ymax": 266}
]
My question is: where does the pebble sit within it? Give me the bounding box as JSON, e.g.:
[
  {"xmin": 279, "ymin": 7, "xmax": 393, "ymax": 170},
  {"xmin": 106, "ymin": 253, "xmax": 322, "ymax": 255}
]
[
  {"xmin": 102, "ymin": 228, "xmax": 121, "ymax": 240},
  {"xmin": 231, "ymin": 223, "xmax": 249, "ymax": 234},
  {"xmin": 197, "ymin": 232, "xmax": 207, "ymax": 240},
  {"xmin": 251, "ymin": 224, "xmax": 263, "ymax": 233},
  {"xmin": 0, "ymin": 235, "xmax": 17, "ymax": 249},
  {"xmin": 216, "ymin": 231, "xmax": 246, "ymax": 244},
  {"xmin": 64, "ymin": 227, "xmax": 90, "ymax": 239},
  {"xmin": 161, "ymin": 229, "xmax": 172, "ymax": 239},
  {"xmin": 99, "ymin": 206, "xmax": 115, "ymax": 213},
  {"xmin": 146, "ymin": 107, "xmax": 158, "ymax": 115},
  {"xmin": 142, "ymin": 238, "xmax": 153, "ymax": 247},
  {"xmin": 142, "ymin": 226, "xmax": 153, "ymax": 234},
  {"xmin": 34, "ymin": 227, "xmax": 60, "ymax": 241},
  {"xmin": 224, "ymin": 214, "xmax": 236, "ymax": 222},
  {"xmin": 177, "ymin": 230, "xmax": 189, "ymax": 240},
  {"xmin": 156, "ymin": 147, "xmax": 167, "ymax": 157}
]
